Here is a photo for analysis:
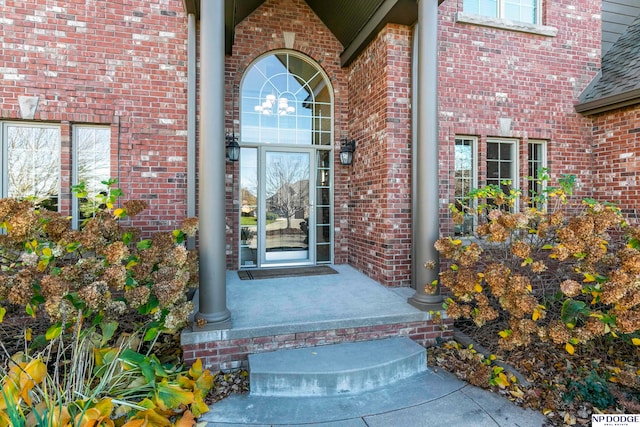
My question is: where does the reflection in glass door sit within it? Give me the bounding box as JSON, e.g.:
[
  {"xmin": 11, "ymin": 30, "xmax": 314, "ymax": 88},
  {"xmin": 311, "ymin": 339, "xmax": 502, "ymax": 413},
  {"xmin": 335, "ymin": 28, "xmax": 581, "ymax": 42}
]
[
  {"xmin": 263, "ymin": 150, "xmax": 312, "ymax": 264},
  {"xmin": 239, "ymin": 147, "xmax": 317, "ymax": 268}
]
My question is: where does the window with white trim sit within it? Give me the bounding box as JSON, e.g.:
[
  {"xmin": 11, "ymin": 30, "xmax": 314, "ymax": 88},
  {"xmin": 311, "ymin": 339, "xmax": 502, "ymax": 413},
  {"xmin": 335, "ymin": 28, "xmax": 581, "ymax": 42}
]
[
  {"xmin": 463, "ymin": 0, "xmax": 540, "ymax": 24},
  {"xmin": 1, "ymin": 122, "xmax": 112, "ymax": 227},
  {"xmin": 527, "ymin": 140, "xmax": 547, "ymax": 208},
  {"xmin": 1, "ymin": 122, "xmax": 60, "ymax": 211},
  {"xmin": 486, "ymin": 139, "xmax": 518, "ymax": 210},
  {"xmin": 73, "ymin": 125, "xmax": 111, "ymax": 228},
  {"xmin": 454, "ymin": 136, "xmax": 477, "ymax": 235}
]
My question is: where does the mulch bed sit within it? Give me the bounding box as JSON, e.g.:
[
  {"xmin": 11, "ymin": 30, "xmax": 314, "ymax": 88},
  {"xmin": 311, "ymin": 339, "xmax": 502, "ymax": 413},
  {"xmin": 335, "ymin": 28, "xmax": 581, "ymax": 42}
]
[{"xmin": 428, "ymin": 319, "xmax": 640, "ymax": 426}]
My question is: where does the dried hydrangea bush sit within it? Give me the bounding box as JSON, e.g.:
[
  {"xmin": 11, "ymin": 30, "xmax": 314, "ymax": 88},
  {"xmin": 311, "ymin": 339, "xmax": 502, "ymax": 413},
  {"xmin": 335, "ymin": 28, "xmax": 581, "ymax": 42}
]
[
  {"xmin": 439, "ymin": 178, "xmax": 640, "ymax": 354},
  {"xmin": 0, "ymin": 183, "xmax": 199, "ymax": 336}
]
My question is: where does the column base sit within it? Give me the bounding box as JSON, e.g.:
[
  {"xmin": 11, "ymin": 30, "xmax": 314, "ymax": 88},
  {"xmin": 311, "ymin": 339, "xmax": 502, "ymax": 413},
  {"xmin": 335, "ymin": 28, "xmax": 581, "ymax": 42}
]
[
  {"xmin": 194, "ymin": 310, "xmax": 232, "ymax": 331},
  {"xmin": 408, "ymin": 292, "xmax": 444, "ymax": 312}
]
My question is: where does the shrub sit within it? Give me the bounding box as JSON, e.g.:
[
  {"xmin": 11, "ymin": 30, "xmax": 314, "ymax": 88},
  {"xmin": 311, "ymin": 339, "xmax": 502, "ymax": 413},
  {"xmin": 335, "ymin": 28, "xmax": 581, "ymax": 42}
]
[
  {"xmin": 437, "ymin": 174, "xmax": 640, "ymax": 355},
  {"xmin": 0, "ymin": 179, "xmax": 199, "ymax": 336},
  {"xmin": 0, "ymin": 180, "xmax": 211, "ymax": 425}
]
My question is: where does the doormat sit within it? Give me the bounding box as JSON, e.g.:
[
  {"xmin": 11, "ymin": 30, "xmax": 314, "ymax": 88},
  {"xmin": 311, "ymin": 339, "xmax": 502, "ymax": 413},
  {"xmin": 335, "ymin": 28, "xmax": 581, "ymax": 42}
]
[{"xmin": 237, "ymin": 265, "xmax": 338, "ymax": 280}]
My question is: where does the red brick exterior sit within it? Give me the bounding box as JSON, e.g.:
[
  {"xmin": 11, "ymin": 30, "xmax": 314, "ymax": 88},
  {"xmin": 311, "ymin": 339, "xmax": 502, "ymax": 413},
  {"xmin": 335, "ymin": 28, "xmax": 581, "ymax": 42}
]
[
  {"xmin": 183, "ymin": 318, "xmax": 454, "ymax": 370},
  {"xmin": 0, "ymin": 0, "xmax": 190, "ymax": 233},
  {"xmin": 5, "ymin": 0, "xmax": 634, "ymax": 372},
  {"xmin": 591, "ymin": 105, "xmax": 640, "ymax": 221},
  {"xmin": 0, "ymin": 0, "xmax": 607, "ymax": 285},
  {"xmin": 347, "ymin": 25, "xmax": 414, "ymax": 287},
  {"xmin": 437, "ymin": 0, "xmax": 601, "ymax": 234}
]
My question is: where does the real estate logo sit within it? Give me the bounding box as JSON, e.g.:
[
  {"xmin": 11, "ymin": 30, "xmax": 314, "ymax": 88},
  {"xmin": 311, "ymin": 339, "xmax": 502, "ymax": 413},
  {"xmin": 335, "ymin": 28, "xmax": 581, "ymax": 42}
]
[{"xmin": 592, "ymin": 414, "xmax": 640, "ymax": 427}]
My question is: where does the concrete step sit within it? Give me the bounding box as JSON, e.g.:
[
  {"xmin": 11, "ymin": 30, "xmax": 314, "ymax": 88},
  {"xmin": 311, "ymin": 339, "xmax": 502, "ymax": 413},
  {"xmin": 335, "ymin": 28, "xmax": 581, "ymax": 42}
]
[{"xmin": 248, "ymin": 337, "xmax": 427, "ymax": 397}]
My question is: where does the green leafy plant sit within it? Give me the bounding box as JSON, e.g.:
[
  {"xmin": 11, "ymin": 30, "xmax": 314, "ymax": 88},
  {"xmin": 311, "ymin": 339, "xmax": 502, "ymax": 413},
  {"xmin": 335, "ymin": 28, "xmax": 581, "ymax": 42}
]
[
  {"xmin": 0, "ymin": 320, "xmax": 213, "ymax": 426},
  {"xmin": 564, "ymin": 369, "xmax": 616, "ymax": 409}
]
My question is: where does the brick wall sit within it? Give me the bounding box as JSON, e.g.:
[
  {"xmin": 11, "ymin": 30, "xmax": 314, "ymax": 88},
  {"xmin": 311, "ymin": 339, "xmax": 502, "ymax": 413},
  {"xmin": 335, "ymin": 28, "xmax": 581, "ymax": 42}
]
[
  {"xmin": 591, "ymin": 105, "xmax": 640, "ymax": 221},
  {"xmin": 0, "ymin": 0, "xmax": 190, "ymax": 234},
  {"xmin": 1, "ymin": 0, "xmax": 606, "ymax": 283},
  {"xmin": 347, "ymin": 25, "xmax": 414, "ymax": 287},
  {"xmin": 183, "ymin": 318, "xmax": 454, "ymax": 371},
  {"xmin": 437, "ymin": 0, "xmax": 601, "ymax": 234},
  {"xmin": 224, "ymin": 0, "xmax": 349, "ymax": 268}
]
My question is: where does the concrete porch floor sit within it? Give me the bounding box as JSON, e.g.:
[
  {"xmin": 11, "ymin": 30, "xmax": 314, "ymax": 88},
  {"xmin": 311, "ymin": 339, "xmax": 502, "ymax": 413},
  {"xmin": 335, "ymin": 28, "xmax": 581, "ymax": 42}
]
[{"xmin": 181, "ymin": 264, "xmax": 442, "ymax": 346}]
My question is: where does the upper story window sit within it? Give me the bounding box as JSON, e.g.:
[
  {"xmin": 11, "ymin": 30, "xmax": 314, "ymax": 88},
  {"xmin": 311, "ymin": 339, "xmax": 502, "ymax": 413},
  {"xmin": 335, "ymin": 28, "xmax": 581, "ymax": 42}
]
[
  {"xmin": 463, "ymin": 0, "xmax": 539, "ymax": 24},
  {"xmin": 241, "ymin": 51, "xmax": 332, "ymax": 146}
]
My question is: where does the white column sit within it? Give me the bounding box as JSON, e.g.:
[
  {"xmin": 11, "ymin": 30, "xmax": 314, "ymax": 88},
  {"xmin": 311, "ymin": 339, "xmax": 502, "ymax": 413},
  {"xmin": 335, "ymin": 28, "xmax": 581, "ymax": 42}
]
[{"xmin": 195, "ymin": 0, "xmax": 232, "ymax": 329}]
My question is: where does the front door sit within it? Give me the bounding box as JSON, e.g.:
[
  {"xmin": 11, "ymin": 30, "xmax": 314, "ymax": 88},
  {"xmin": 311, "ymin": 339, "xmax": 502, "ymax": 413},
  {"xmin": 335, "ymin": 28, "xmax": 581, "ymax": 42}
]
[
  {"xmin": 239, "ymin": 147, "xmax": 317, "ymax": 268},
  {"xmin": 262, "ymin": 149, "xmax": 313, "ymax": 265}
]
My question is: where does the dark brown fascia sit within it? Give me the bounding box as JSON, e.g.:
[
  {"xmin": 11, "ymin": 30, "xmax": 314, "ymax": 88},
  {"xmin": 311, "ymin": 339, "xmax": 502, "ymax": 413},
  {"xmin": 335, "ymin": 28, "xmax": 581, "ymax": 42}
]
[
  {"xmin": 183, "ymin": 0, "xmax": 446, "ymax": 66},
  {"xmin": 182, "ymin": 0, "xmax": 198, "ymax": 16},
  {"xmin": 575, "ymin": 88, "xmax": 640, "ymax": 116}
]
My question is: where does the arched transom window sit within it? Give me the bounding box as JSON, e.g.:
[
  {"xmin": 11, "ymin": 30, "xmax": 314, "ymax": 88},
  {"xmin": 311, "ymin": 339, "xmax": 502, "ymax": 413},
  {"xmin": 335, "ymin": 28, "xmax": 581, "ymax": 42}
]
[{"xmin": 241, "ymin": 51, "xmax": 332, "ymax": 146}]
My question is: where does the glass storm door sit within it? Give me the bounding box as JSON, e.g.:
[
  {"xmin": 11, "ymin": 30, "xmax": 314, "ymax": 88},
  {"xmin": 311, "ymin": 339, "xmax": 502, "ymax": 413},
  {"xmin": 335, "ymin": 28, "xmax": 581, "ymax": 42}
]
[{"xmin": 261, "ymin": 149, "xmax": 314, "ymax": 265}]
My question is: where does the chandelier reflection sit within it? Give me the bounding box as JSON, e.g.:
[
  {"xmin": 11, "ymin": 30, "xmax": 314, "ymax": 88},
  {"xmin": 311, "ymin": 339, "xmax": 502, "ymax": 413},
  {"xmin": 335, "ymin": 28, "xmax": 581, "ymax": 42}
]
[{"xmin": 254, "ymin": 94, "xmax": 296, "ymax": 116}]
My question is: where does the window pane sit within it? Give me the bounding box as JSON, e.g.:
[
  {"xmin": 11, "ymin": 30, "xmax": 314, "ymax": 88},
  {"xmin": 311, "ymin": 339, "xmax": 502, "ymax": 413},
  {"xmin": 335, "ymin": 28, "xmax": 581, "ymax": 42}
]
[
  {"xmin": 464, "ymin": 0, "xmax": 498, "ymax": 17},
  {"xmin": 455, "ymin": 138, "xmax": 476, "ymax": 235},
  {"xmin": 500, "ymin": 142, "xmax": 512, "ymax": 160},
  {"xmin": 241, "ymin": 53, "xmax": 331, "ymax": 146},
  {"xmin": 316, "ymin": 187, "xmax": 330, "ymax": 206},
  {"xmin": 487, "ymin": 161, "xmax": 499, "ymax": 178},
  {"xmin": 76, "ymin": 127, "xmax": 111, "ymax": 222},
  {"xmin": 528, "ymin": 142, "xmax": 546, "ymax": 208},
  {"xmin": 316, "ymin": 243, "xmax": 330, "ymax": 262},
  {"xmin": 504, "ymin": 0, "xmax": 536, "ymax": 23},
  {"xmin": 6, "ymin": 124, "xmax": 60, "ymax": 210},
  {"xmin": 316, "ymin": 225, "xmax": 330, "ymax": 243},
  {"xmin": 487, "ymin": 141, "xmax": 517, "ymax": 211},
  {"xmin": 240, "ymin": 147, "xmax": 258, "ymax": 267}
]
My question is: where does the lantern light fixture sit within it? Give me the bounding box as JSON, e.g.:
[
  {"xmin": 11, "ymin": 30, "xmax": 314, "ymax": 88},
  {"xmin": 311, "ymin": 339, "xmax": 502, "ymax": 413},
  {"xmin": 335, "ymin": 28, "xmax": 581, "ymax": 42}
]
[
  {"xmin": 339, "ymin": 138, "xmax": 356, "ymax": 166},
  {"xmin": 226, "ymin": 85, "xmax": 240, "ymax": 162},
  {"xmin": 226, "ymin": 134, "xmax": 240, "ymax": 162}
]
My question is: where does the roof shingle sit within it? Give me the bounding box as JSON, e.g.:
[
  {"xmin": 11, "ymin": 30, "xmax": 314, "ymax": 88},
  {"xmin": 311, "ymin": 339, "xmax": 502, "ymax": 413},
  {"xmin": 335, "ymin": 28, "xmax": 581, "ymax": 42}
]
[{"xmin": 578, "ymin": 13, "xmax": 640, "ymax": 112}]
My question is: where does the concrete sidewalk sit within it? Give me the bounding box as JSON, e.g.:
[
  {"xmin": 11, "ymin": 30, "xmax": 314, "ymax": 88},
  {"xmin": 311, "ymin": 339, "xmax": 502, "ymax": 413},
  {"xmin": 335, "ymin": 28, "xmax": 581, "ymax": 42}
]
[{"xmin": 199, "ymin": 368, "xmax": 548, "ymax": 427}]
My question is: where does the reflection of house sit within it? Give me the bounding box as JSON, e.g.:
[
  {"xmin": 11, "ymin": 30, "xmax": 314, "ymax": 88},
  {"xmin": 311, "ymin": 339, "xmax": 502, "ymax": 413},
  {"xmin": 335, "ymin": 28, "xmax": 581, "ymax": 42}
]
[
  {"xmin": 3, "ymin": 0, "xmax": 640, "ymax": 369},
  {"xmin": 266, "ymin": 179, "xmax": 309, "ymax": 221},
  {"xmin": 241, "ymin": 189, "xmax": 257, "ymax": 216}
]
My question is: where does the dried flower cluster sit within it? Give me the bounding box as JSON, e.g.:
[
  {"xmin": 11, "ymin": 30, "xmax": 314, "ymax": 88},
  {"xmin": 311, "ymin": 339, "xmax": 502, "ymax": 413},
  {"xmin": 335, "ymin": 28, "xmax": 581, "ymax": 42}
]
[
  {"xmin": 439, "ymin": 187, "xmax": 640, "ymax": 354},
  {"xmin": 0, "ymin": 189, "xmax": 200, "ymax": 334}
]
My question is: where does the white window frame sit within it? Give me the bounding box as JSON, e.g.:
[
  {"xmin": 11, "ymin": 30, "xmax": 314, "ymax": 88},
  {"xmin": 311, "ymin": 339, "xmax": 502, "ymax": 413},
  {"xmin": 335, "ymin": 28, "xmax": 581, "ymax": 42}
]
[
  {"xmin": 527, "ymin": 140, "xmax": 547, "ymax": 209},
  {"xmin": 486, "ymin": 138, "xmax": 519, "ymax": 211},
  {"xmin": 463, "ymin": 0, "xmax": 541, "ymax": 25},
  {"xmin": 454, "ymin": 136, "xmax": 478, "ymax": 235},
  {"xmin": 0, "ymin": 121, "xmax": 61, "ymax": 209},
  {"xmin": 72, "ymin": 125, "xmax": 111, "ymax": 229},
  {"xmin": 456, "ymin": 0, "xmax": 558, "ymax": 38}
]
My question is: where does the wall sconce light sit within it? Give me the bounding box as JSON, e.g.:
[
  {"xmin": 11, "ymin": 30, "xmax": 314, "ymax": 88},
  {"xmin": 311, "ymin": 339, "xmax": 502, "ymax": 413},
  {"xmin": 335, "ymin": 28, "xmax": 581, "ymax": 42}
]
[
  {"xmin": 339, "ymin": 138, "xmax": 356, "ymax": 166},
  {"xmin": 226, "ymin": 134, "xmax": 240, "ymax": 162},
  {"xmin": 226, "ymin": 85, "xmax": 240, "ymax": 162}
]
